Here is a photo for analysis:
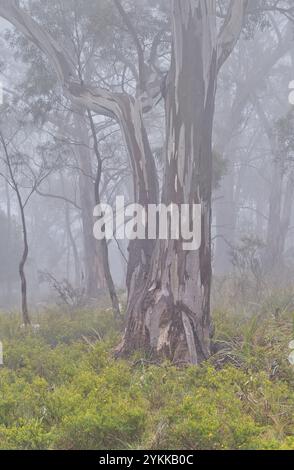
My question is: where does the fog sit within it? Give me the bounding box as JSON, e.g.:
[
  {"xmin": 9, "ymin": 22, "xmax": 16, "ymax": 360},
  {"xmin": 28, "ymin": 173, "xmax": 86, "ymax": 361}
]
[
  {"xmin": 1, "ymin": 0, "xmax": 294, "ymax": 453},
  {"xmin": 0, "ymin": 0, "xmax": 293, "ymax": 355}
]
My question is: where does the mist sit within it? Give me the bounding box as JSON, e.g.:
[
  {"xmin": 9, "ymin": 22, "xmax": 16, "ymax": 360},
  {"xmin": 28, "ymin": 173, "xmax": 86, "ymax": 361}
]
[{"xmin": 0, "ymin": 0, "xmax": 294, "ymax": 454}]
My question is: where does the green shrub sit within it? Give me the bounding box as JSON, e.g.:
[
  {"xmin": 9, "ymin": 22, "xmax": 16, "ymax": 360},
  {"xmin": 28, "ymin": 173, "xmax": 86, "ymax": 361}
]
[{"xmin": 0, "ymin": 303, "xmax": 294, "ymax": 450}]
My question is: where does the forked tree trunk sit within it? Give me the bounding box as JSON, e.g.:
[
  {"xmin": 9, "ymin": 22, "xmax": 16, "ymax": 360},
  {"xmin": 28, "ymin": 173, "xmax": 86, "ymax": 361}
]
[
  {"xmin": 120, "ymin": 97, "xmax": 159, "ymax": 315},
  {"xmin": 118, "ymin": 0, "xmax": 218, "ymax": 364},
  {"xmin": 0, "ymin": 0, "xmax": 248, "ymax": 361}
]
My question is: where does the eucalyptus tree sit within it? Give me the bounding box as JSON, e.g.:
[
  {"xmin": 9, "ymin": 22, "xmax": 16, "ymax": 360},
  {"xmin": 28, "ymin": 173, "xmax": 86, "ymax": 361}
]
[{"xmin": 0, "ymin": 0, "xmax": 248, "ymax": 362}]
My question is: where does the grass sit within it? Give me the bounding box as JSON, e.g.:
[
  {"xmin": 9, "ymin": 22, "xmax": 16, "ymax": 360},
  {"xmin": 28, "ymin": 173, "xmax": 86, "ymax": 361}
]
[{"xmin": 0, "ymin": 293, "xmax": 294, "ymax": 450}]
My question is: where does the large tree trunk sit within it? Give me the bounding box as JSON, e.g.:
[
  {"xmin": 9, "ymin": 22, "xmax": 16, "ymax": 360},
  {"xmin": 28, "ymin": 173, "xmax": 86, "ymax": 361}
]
[
  {"xmin": 120, "ymin": 97, "xmax": 159, "ymax": 316},
  {"xmin": 119, "ymin": 0, "xmax": 218, "ymax": 364},
  {"xmin": 0, "ymin": 0, "xmax": 248, "ymax": 361}
]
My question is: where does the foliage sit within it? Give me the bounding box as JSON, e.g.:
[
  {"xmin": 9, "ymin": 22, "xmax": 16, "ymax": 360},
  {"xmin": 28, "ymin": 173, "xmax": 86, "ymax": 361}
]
[{"xmin": 0, "ymin": 300, "xmax": 294, "ymax": 450}]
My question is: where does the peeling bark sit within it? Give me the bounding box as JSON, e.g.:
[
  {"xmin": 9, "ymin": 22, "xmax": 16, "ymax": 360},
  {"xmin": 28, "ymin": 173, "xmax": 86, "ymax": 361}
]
[
  {"xmin": 0, "ymin": 0, "xmax": 247, "ymax": 362},
  {"xmin": 118, "ymin": 0, "xmax": 218, "ymax": 364},
  {"xmin": 117, "ymin": 0, "xmax": 248, "ymax": 363}
]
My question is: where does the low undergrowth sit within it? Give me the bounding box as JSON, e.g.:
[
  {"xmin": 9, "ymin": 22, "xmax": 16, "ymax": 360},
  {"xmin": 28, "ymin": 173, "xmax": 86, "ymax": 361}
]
[{"xmin": 0, "ymin": 297, "xmax": 294, "ymax": 450}]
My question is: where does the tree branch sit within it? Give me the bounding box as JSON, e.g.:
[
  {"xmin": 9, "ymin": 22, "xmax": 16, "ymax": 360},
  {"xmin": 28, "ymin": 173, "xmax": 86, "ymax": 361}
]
[
  {"xmin": 113, "ymin": 0, "xmax": 145, "ymax": 89},
  {"xmin": 217, "ymin": 0, "xmax": 249, "ymax": 72}
]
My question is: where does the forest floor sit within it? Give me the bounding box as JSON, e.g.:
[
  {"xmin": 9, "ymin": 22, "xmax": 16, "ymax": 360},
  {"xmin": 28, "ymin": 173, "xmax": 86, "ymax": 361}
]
[{"xmin": 0, "ymin": 290, "xmax": 294, "ymax": 450}]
